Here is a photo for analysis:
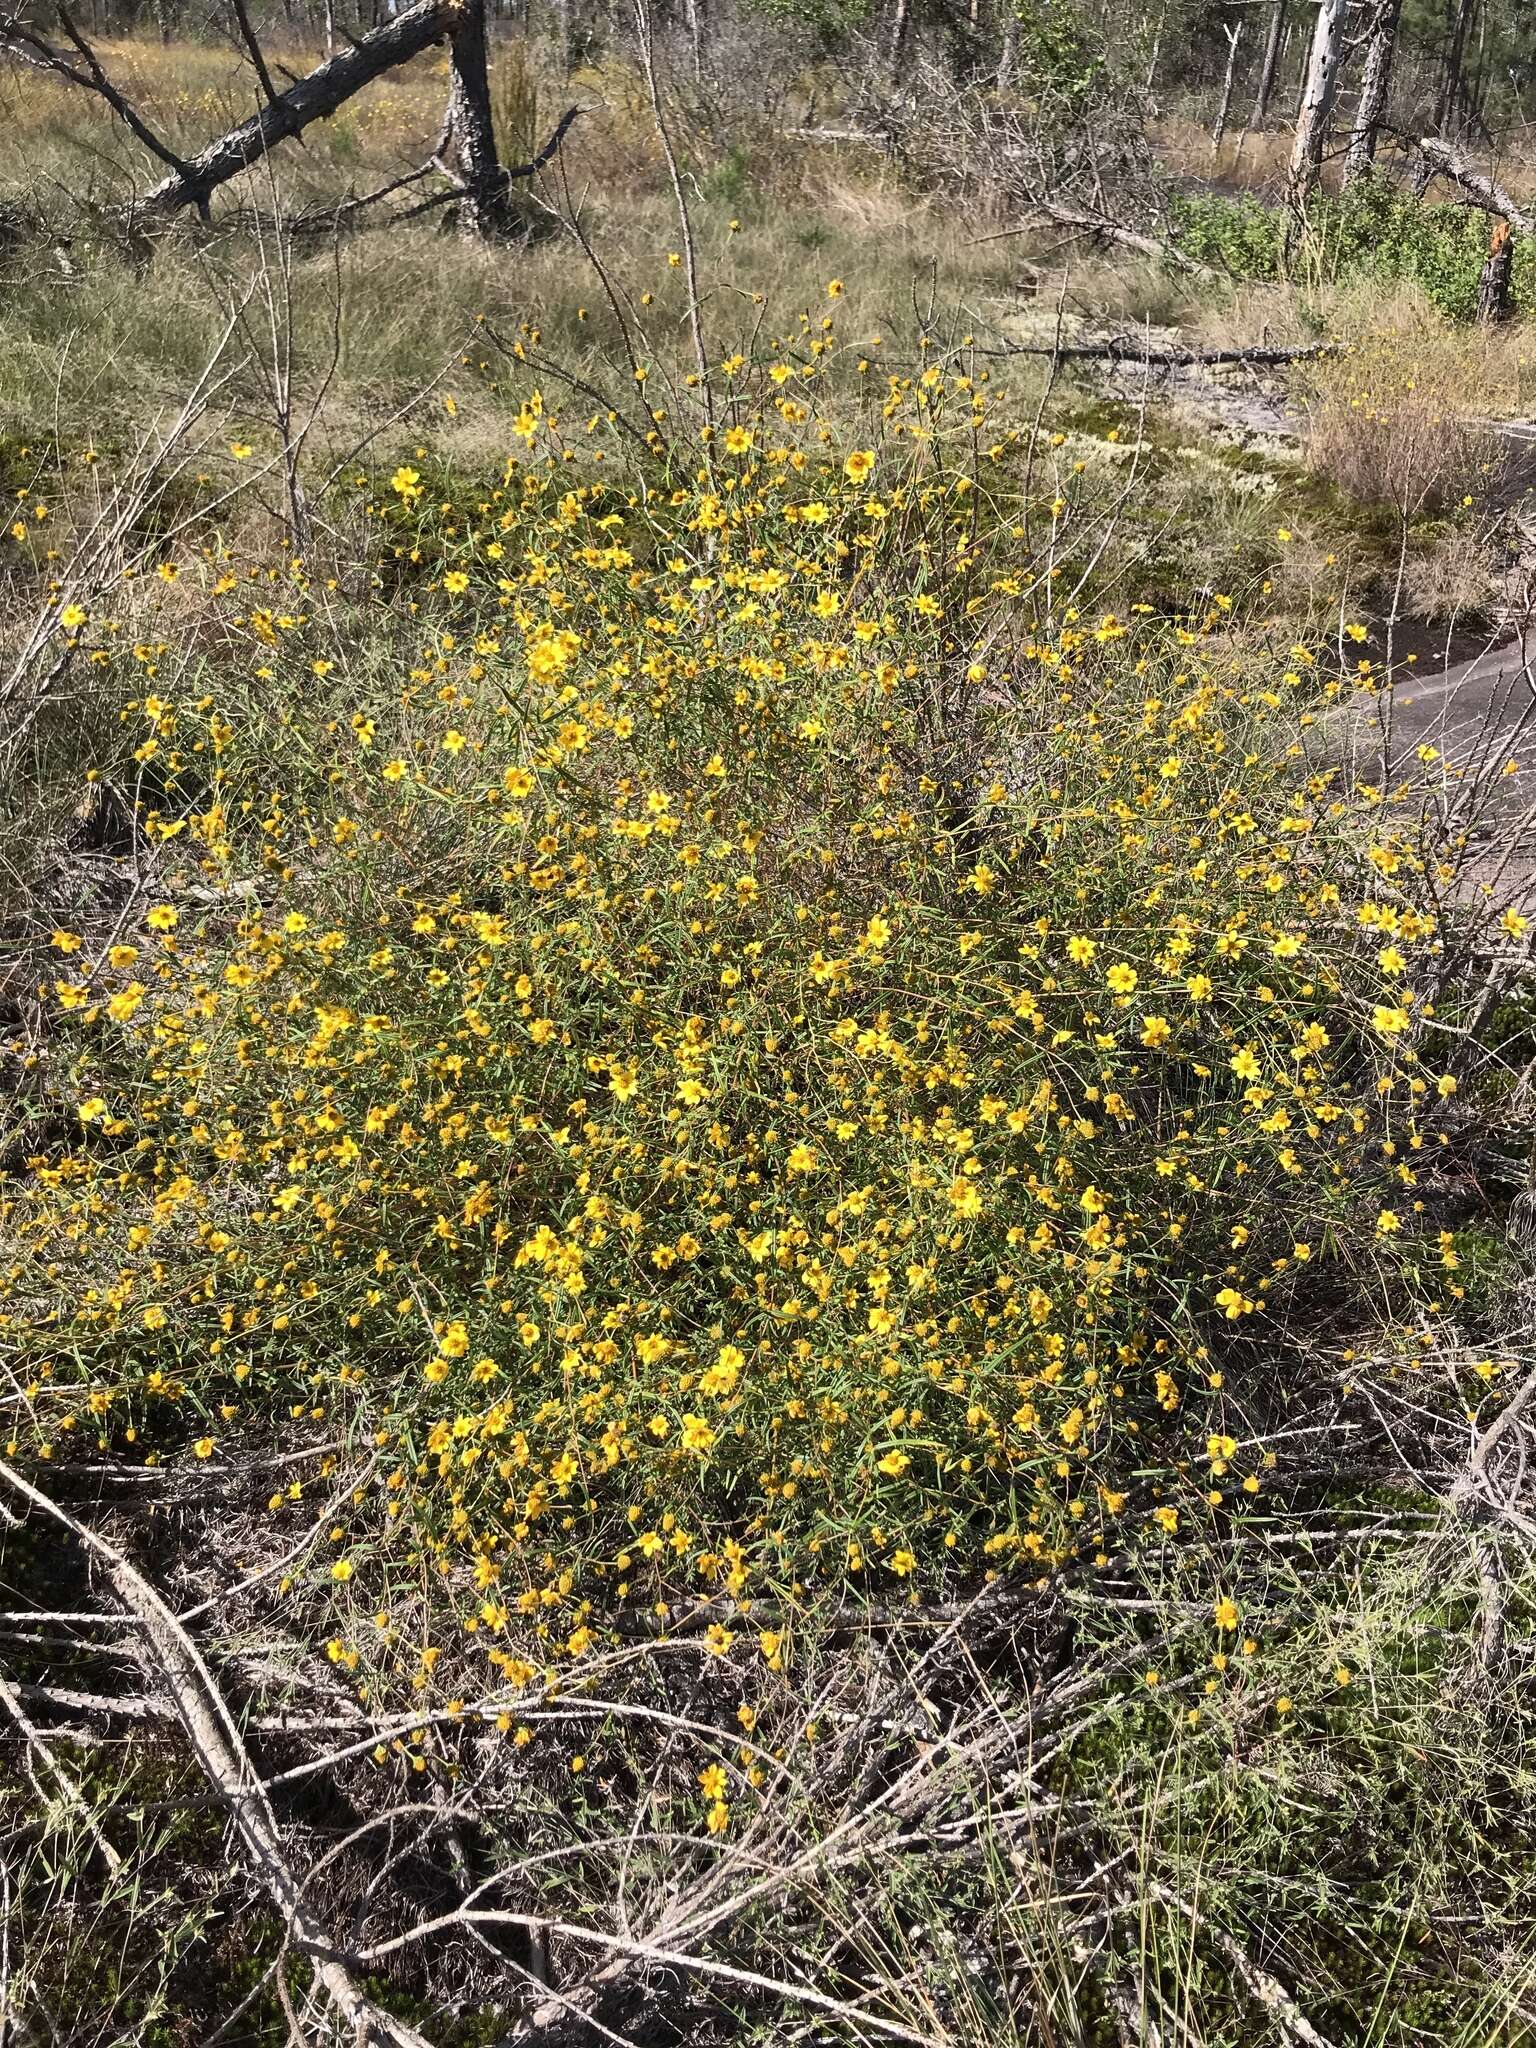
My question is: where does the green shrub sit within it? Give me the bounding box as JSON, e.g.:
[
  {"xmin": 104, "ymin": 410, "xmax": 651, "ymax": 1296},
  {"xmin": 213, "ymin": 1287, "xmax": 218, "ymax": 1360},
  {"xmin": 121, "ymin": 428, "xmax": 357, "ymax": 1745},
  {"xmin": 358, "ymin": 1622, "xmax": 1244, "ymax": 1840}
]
[{"xmin": 1168, "ymin": 179, "xmax": 1519, "ymax": 323}]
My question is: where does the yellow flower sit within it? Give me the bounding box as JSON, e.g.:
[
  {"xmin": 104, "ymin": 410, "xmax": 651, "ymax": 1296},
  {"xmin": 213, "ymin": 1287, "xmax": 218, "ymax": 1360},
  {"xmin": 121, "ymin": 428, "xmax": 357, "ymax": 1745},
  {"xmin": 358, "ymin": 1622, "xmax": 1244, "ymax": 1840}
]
[
  {"xmin": 442, "ymin": 570, "xmax": 470, "ymax": 594},
  {"xmin": 724, "ymin": 426, "xmax": 753, "ymax": 456},
  {"xmin": 1214, "ymin": 1597, "xmax": 1239, "ymax": 1630},
  {"xmin": 230, "ymin": 441, "xmax": 253, "ymax": 460},
  {"xmin": 331, "ymin": 1559, "xmax": 353, "ymax": 1581},
  {"xmin": 681, "ymin": 1413, "xmax": 716, "ymax": 1453},
  {"xmin": 844, "ymin": 449, "xmax": 875, "ymax": 483}
]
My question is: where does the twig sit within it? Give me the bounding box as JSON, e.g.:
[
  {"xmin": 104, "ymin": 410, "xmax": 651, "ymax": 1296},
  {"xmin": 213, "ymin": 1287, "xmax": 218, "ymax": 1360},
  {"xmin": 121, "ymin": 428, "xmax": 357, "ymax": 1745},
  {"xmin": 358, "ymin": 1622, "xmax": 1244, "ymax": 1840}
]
[
  {"xmin": 0, "ymin": 1456, "xmax": 432, "ymax": 2048},
  {"xmin": 1150, "ymin": 1883, "xmax": 1338, "ymax": 2048}
]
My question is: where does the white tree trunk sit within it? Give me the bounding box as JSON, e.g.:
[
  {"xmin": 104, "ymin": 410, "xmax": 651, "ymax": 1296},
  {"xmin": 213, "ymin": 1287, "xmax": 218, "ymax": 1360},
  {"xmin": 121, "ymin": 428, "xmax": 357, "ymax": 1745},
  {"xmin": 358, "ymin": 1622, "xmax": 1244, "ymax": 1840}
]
[
  {"xmin": 1212, "ymin": 17, "xmax": 1244, "ymax": 150},
  {"xmin": 1287, "ymin": 0, "xmax": 1348, "ymax": 206}
]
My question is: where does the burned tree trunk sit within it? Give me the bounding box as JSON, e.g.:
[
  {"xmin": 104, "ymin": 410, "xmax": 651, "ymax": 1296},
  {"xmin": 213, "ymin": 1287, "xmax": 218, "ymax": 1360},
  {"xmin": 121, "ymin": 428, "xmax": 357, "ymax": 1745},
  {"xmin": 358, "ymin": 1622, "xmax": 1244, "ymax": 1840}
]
[
  {"xmin": 1343, "ymin": 0, "xmax": 1401, "ymax": 182},
  {"xmin": 1286, "ymin": 0, "xmax": 1347, "ymax": 208},
  {"xmin": 1247, "ymin": 0, "xmax": 1286, "ymax": 130},
  {"xmin": 1436, "ymin": 0, "xmax": 1476, "ymax": 134}
]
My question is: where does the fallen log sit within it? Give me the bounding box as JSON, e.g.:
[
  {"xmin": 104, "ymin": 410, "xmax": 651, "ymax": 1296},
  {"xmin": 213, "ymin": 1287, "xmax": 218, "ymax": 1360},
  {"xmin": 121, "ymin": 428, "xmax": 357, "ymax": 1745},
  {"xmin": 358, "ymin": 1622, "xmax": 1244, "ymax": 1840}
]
[
  {"xmin": 0, "ymin": 1456, "xmax": 434, "ymax": 2048},
  {"xmin": 980, "ymin": 335, "xmax": 1337, "ymax": 366}
]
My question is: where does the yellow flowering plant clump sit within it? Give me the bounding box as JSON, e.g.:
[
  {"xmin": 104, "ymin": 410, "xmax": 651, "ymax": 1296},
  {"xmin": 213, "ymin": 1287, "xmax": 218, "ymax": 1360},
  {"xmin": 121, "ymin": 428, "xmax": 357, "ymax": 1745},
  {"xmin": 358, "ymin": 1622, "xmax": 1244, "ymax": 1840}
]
[{"xmin": 0, "ymin": 340, "xmax": 1467, "ymax": 1654}]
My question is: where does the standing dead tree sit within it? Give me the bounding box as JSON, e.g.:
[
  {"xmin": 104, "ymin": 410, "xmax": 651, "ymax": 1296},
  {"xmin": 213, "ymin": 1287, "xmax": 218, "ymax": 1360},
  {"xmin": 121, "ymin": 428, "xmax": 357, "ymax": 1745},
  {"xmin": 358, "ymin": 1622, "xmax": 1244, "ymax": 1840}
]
[
  {"xmin": 1286, "ymin": 0, "xmax": 1348, "ymax": 207},
  {"xmin": 1246, "ymin": 0, "xmax": 1287, "ymax": 131},
  {"xmin": 1211, "ymin": 11, "xmax": 1245, "ymax": 152},
  {"xmin": 439, "ymin": 0, "xmax": 507, "ymax": 236},
  {"xmin": 1413, "ymin": 134, "xmax": 1530, "ymax": 324},
  {"xmin": 1343, "ymin": 0, "xmax": 1402, "ymax": 183},
  {"xmin": 0, "ymin": 0, "xmax": 575, "ymax": 235}
]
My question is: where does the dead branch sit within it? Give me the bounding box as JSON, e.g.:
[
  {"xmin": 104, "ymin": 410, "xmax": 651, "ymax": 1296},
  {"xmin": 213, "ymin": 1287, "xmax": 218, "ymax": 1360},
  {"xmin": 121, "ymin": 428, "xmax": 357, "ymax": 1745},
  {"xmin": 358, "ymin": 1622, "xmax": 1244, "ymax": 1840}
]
[
  {"xmin": 229, "ymin": 0, "xmax": 281, "ymax": 109},
  {"xmin": 0, "ymin": 5, "xmax": 191, "ymax": 178},
  {"xmin": 0, "ymin": 1456, "xmax": 432, "ymax": 2048},
  {"xmin": 1411, "ymin": 135, "xmax": 1535, "ymax": 234},
  {"xmin": 1150, "ymin": 1883, "xmax": 1338, "ymax": 2048},
  {"xmin": 0, "ymin": 1669, "xmax": 123, "ymax": 1874},
  {"xmin": 1013, "ymin": 198, "xmax": 1216, "ymax": 276},
  {"xmin": 363, "ymin": 1905, "xmax": 949, "ymax": 2048},
  {"xmin": 307, "ymin": 103, "xmax": 581, "ymax": 232},
  {"xmin": 131, "ymin": 0, "xmax": 458, "ymax": 219}
]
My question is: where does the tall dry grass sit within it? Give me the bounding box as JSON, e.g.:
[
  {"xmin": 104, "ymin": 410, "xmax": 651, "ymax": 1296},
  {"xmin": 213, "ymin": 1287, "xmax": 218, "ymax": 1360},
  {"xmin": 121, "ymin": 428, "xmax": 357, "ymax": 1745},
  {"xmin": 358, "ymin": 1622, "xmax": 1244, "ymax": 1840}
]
[{"xmin": 1300, "ymin": 311, "xmax": 1520, "ymax": 515}]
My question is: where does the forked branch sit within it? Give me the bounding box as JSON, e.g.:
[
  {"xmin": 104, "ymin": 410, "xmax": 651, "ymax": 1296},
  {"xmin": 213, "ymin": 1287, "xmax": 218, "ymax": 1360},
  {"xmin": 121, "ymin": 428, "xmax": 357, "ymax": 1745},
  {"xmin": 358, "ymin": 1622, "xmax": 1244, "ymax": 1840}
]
[{"xmin": 0, "ymin": 1457, "xmax": 433, "ymax": 2048}]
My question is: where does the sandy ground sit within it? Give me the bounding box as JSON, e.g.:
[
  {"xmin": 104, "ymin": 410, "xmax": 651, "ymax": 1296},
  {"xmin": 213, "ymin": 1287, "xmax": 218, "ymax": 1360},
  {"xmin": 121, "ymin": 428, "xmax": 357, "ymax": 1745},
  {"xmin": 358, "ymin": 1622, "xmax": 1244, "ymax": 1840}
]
[{"xmin": 1332, "ymin": 630, "xmax": 1536, "ymax": 912}]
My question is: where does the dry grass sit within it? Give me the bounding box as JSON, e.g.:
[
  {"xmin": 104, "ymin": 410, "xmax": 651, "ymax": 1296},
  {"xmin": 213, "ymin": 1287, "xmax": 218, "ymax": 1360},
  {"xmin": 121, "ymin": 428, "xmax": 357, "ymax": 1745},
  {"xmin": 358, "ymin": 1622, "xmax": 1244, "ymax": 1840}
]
[{"xmin": 1299, "ymin": 305, "xmax": 1521, "ymax": 515}]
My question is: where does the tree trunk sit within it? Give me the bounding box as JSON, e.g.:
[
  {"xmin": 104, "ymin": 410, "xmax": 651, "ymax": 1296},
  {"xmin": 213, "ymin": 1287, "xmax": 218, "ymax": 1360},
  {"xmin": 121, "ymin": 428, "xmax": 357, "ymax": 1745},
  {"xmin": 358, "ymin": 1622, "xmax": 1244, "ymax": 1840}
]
[
  {"xmin": 1343, "ymin": 0, "xmax": 1401, "ymax": 182},
  {"xmin": 442, "ymin": 0, "xmax": 505, "ymax": 236},
  {"xmin": 684, "ymin": 0, "xmax": 702, "ymax": 80},
  {"xmin": 1286, "ymin": 0, "xmax": 1348, "ymax": 208},
  {"xmin": 1212, "ymin": 17, "xmax": 1244, "ymax": 150},
  {"xmin": 135, "ymin": 0, "xmax": 454, "ymax": 216},
  {"xmin": 887, "ymin": 0, "xmax": 908, "ymax": 83},
  {"xmin": 322, "ymin": 0, "xmax": 335, "ymax": 55},
  {"xmin": 996, "ymin": 7, "xmax": 1016, "ymax": 90},
  {"xmin": 1478, "ymin": 215, "xmax": 1514, "ymax": 322},
  {"xmin": 1247, "ymin": 0, "xmax": 1286, "ymax": 130},
  {"xmin": 1436, "ymin": 0, "xmax": 1475, "ymax": 132}
]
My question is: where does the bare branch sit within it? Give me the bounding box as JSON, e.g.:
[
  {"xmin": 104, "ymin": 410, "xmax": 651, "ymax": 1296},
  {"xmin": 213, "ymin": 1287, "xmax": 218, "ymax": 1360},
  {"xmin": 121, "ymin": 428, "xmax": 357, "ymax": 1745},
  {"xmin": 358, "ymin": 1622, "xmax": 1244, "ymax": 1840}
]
[
  {"xmin": 133, "ymin": 0, "xmax": 456, "ymax": 218},
  {"xmin": 0, "ymin": 6, "xmax": 190, "ymax": 177},
  {"xmin": 1410, "ymin": 135, "xmax": 1535, "ymax": 233},
  {"xmin": 0, "ymin": 1456, "xmax": 433, "ymax": 2048},
  {"xmin": 229, "ymin": 0, "xmax": 281, "ymax": 108}
]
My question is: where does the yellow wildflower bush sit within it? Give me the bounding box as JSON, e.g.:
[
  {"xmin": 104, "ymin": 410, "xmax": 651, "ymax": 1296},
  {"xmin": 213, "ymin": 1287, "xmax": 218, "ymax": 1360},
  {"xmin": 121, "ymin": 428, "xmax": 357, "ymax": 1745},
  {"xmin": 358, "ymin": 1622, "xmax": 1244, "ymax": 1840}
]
[{"xmin": 0, "ymin": 342, "xmax": 1464, "ymax": 1651}]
